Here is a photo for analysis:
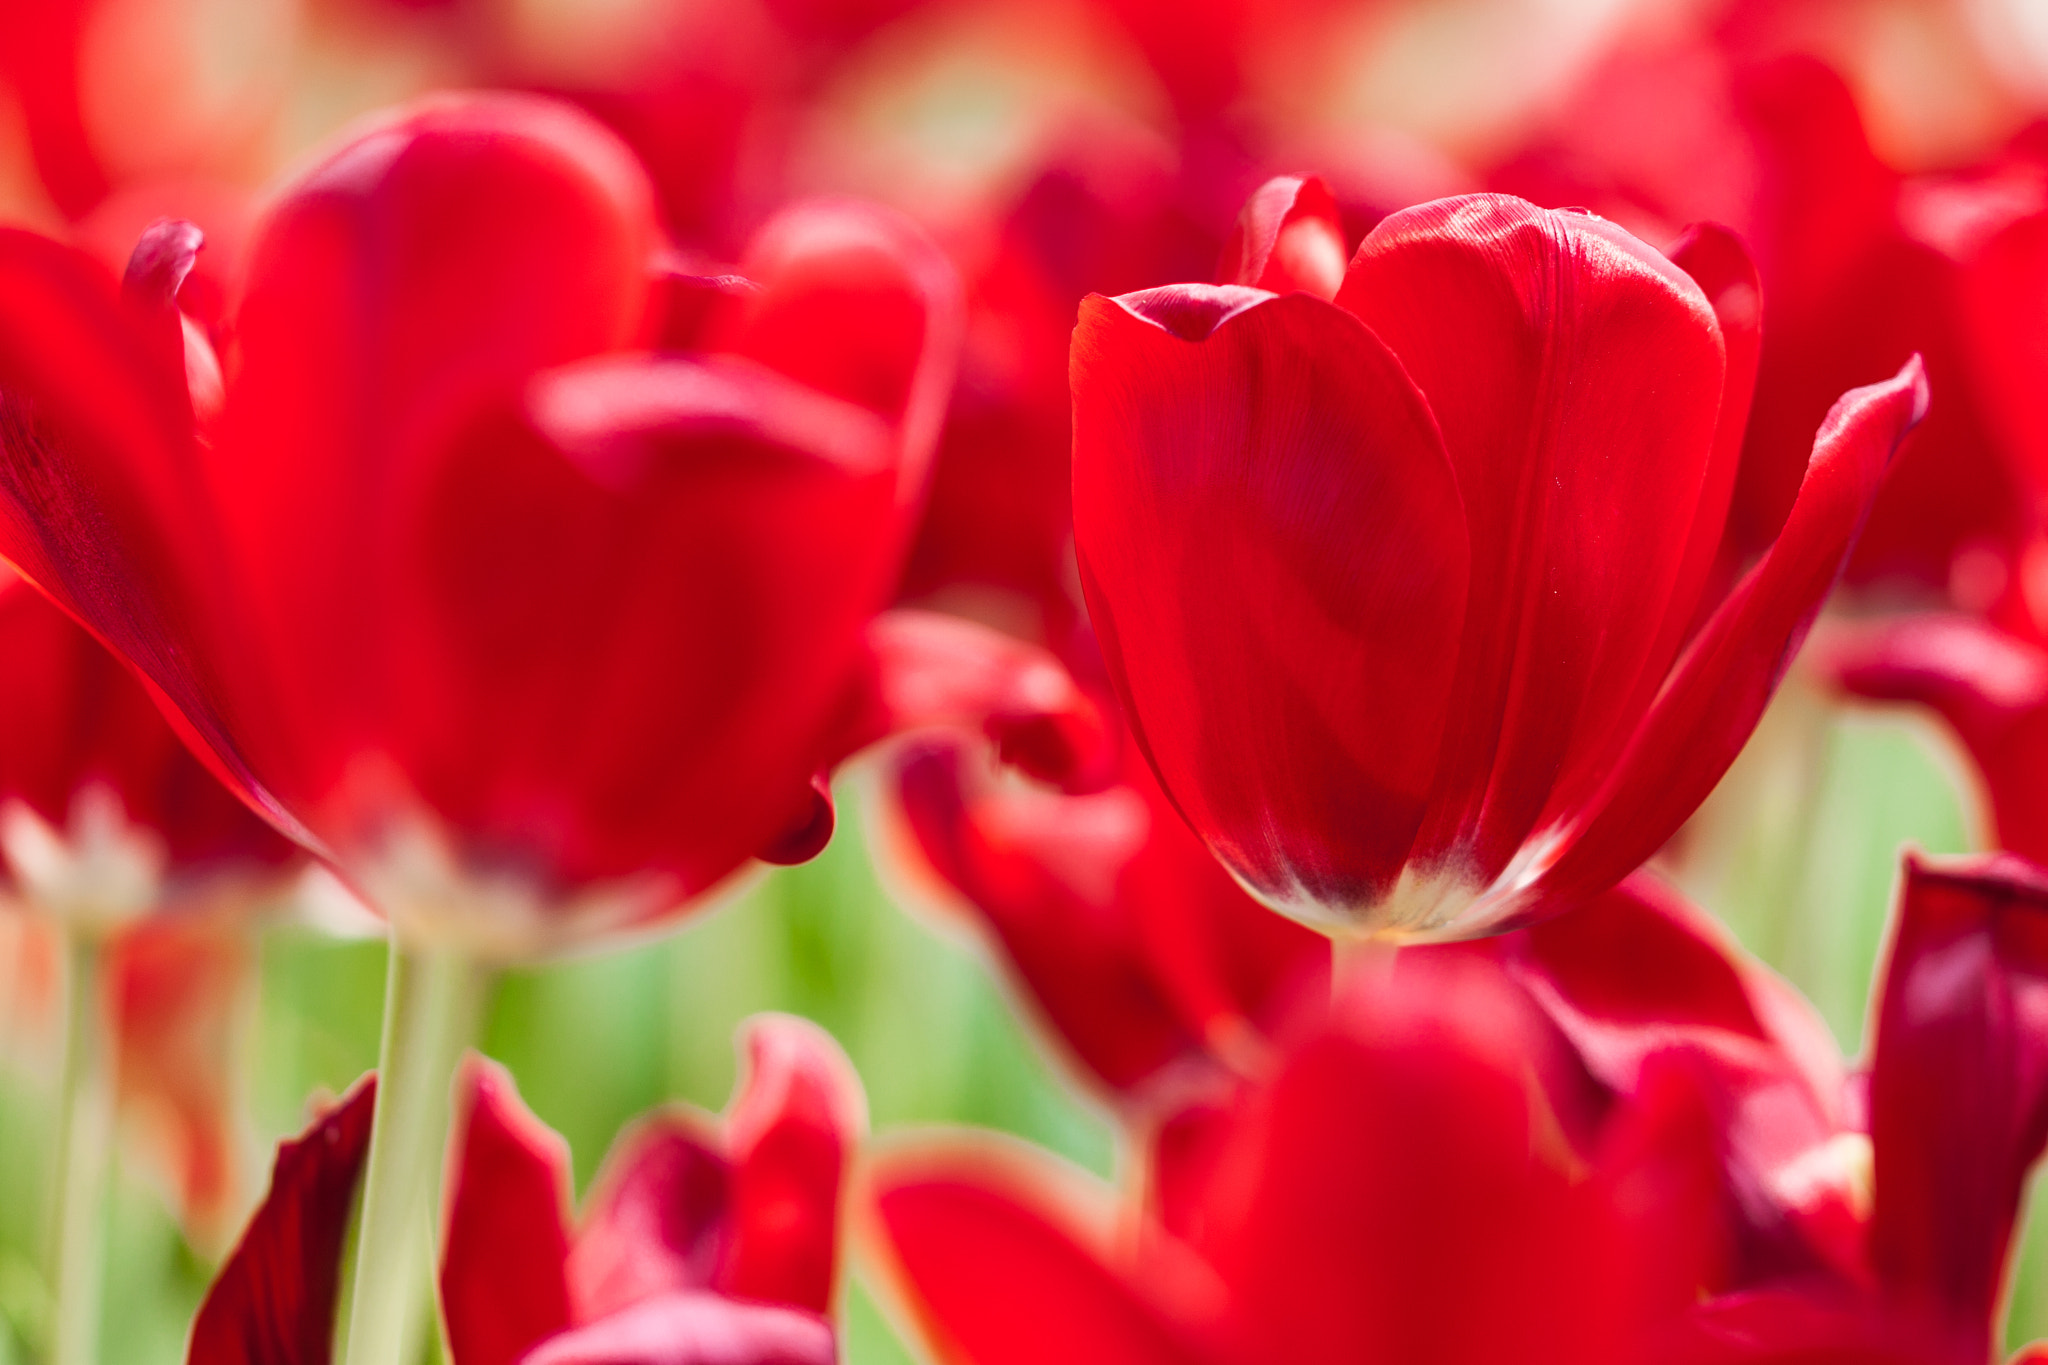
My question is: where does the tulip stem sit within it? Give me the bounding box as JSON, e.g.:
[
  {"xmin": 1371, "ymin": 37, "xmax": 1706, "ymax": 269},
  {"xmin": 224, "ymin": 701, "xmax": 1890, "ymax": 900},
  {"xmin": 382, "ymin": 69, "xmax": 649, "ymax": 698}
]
[
  {"xmin": 48, "ymin": 929, "xmax": 114, "ymax": 1365},
  {"xmin": 337, "ymin": 938, "xmax": 484, "ymax": 1365}
]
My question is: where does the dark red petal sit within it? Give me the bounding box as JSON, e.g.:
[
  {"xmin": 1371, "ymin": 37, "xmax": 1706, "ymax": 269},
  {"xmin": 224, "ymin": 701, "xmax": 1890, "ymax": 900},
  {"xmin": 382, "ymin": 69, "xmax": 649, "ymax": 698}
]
[
  {"xmin": 710, "ymin": 201, "xmax": 963, "ymax": 505},
  {"xmin": 519, "ymin": 1291, "xmax": 834, "ymax": 1365},
  {"xmin": 1824, "ymin": 615, "xmax": 2048, "ymax": 865},
  {"xmin": 569, "ymin": 1116, "xmax": 732, "ymax": 1324},
  {"xmin": 442, "ymin": 1055, "xmax": 576, "ymax": 1365},
  {"xmin": 1664, "ymin": 1289, "xmax": 1945, "ymax": 1365},
  {"xmin": 1071, "ymin": 287, "xmax": 1468, "ymax": 925},
  {"xmin": 757, "ymin": 775, "xmax": 836, "ymax": 869},
  {"xmin": 844, "ymin": 609, "xmax": 1112, "ymax": 792},
  {"xmin": 0, "ymin": 229, "xmax": 253, "ymax": 813},
  {"xmin": 1868, "ymin": 854, "xmax": 2048, "ymax": 1355},
  {"xmin": 871, "ymin": 1162, "xmax": 1207, "ymax": 1365},
  {"xmin": 185, "ymin": 1077, "xmax": 375, "ymax": 1365},
  {"xmin": 717, "ymin": 1015, "xmax": 865, "ymax": 1313},
  {"xmin": 1216, "ymin": 177, "xmax": 1346, "ymax": 299},
  {"xmin": 891, "ymin": 738, "xmax": 1200, "ymax": 1094},
  {"xmin": 1337, "ymin": 194, "xmax": 1727, "ymax": 884},
  {"xmin": 1533, "ymin": 356, "xmax": 1929, "ymax": 917}
]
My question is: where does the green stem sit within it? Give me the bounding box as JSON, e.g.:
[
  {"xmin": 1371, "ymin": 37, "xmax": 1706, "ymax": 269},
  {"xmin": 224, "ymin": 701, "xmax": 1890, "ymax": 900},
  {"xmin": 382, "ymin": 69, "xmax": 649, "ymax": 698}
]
[
  {"xmin": 47, "ymin": 931, "xmax": 112, "ymax": 1365},
  {"xmin": 337, "ymin": 938, "xmax": 483, "ymax": 1365}
]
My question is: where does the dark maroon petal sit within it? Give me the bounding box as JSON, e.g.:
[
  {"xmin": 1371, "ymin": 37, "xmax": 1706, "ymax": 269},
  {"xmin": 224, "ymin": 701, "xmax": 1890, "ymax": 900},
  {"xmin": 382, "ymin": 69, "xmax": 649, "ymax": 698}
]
[
  {"xmin": 442, "ymin": 1056, "xmax": 575, "ymax": 1365},
  {"xmin": 1216, "ymin": 177, "xmax": 1346, "ymax": 299},
  {"xmin": 519, "ymin": 1292, "xmax": 834, "ymax": 1365},
  {"xmin": 1071, "ymin": 286, "xmax": 1468, "ymax": 927},
  {"xmin": 1868, "ymin": 854, "xmax": 2048, "ymax": 1356},
  {"xmin": 1532, "ymin": 357, "xmax": 1928, "ymax": 918},
  {"xmin": 1337, "ymin": 195, "xmax": 1727, "ymax": 886},
  {"xmin": 185, "ymin": 1077, "xmax": 375, "ymax": 1365}
]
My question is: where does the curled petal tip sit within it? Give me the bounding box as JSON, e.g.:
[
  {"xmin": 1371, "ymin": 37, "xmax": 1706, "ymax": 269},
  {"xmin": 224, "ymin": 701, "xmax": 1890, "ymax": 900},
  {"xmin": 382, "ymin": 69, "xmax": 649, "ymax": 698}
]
[{"xmin": 121, "ymin": 219, "xmax": 204, "ymax": 313}]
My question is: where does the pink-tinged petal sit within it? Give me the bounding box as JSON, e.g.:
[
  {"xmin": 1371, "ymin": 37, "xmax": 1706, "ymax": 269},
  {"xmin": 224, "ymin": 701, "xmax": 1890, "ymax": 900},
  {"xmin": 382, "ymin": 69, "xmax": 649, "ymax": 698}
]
[
  {"xmin": 1532, "ymin": 357, "xmax": 1929, "ymax": 918},
  {"xmin": 568, "ymin": 1117, "xmax": 731, "ymax": 1324},
  {"xmin": 1947, "ymin": 176, "xmax": 2048, "ymax": 517},
  {"xmin": 709, "ymin": 201, "xmax": 964, "ymax": 505},
  {"xmin": 209, "ymin": 92, "xmax": 661, "ymax": 828},
  {"xmin": 385, "ymin": 352, "xmax": 899, "ymax": 896},
  {"xmin": 849, "ymin": 609, "xmax": 1113, "ymax": 792},
  {"xmin": 717, "ymin": 1015, "xmax": 865, "ymax": 1313},
  {"xmin": 1664, "ymin": 1289, "xmax": 1948, "ymax": 1365},
  {"xmin": 1071, "ymin": 286, "xmax": 1469, "ymax": 927},
  {"xmin": 108, "ymin": 914, "xmax": 257, "ymax": 1253},
  {"xmin": 892, "ymin": 738, "xmax": 1200, "ymax": 1094},
  {"xmin": 1824, "ymin": 615, "xmax": 2048, "ymax": 865},
  {"xmin": 1867, "ymin": 854, "xmax": 2048, "ymax": 1355},
  {"xmin": 186, "ymin": 1078, "xmax": 376, "ymax": 1365},
  {"xmin": 520, "ymin": 1291, "xmax": 834, "ymax": 1365},
  {"xmin": 443, "ymin": 1056, "xmax": 576, "ymax": 1365},
  {"xmin": 1337, "ymin": 194, "xmax": 1727, "ymax": 885},
  {"xmin": 870, "ymin": 1161, "xmax": 1209, "ymax": 1365},
  {"xmin": 120, "ymin": 220, "xmax": 207, "ymax": 386},
  {"xmin": 1216, "ymin": 177, "xmax": 1346, "ymax": 300}
]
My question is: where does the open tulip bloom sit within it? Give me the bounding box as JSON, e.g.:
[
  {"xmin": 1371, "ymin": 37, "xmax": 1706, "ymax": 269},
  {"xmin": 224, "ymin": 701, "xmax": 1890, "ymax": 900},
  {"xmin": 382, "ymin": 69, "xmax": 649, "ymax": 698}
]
[
  {"xmin": 1072, "ymin": 179, "xmax": 1930, "ymax": 941},
  {"xmin": 868, "ymin": 851, "xmax": 2048, "ymax": 1365}
]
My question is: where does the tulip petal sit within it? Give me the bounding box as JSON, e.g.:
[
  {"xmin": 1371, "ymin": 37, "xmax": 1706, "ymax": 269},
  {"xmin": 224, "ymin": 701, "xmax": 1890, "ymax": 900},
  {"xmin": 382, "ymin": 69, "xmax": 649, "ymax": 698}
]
[
  {"xmin": 1216, "ymin": 176, "xmax": 1347, "ymax": 299},
  {"xmin": 872, "ymin": 1167, "xmax": 1206, "ymax": 1365},
  {"xmin": 185, "ymin": 1078, "xmax": 375, "ymax": 1365},
  {"xmin": 1337, "ymin": 195, "xmax": 1727, "ymax": 884},
  {"xmin": 892, "ymin": 738, "xmax": 1200, "ymax": 1093},
  {"xmin": 569, "ymin": 1117, "xmax": 732, "ymax": 1324},
  {"xmin": 1072, "ymin": 286, "xmax": 1469, "ymax": 926},
  {"xmin": 710, "ymin": 201, "xmax": 964, "ymax": 504},
  {"xmin": 519, "ymin": 1291, "xmax": 835, "ymax": 1365},
  {"xmin": 443, "ymin": 1056, "xmax": 576, "ymax": 1365},
  {"xmin": 1825, "ymin": 614, "xmax": 2048, "ymax": 864},
  {"xmin": 1868, "ymin": 854, "xmax": 2048, "ymax": 1355},
  {"xmin": 1533, "ymin": 356, "xmax": 1928, "ymax": 917},
  {"xmin": 718, "ymin": 1016, "xmax": 864, "ymax": 1314}
]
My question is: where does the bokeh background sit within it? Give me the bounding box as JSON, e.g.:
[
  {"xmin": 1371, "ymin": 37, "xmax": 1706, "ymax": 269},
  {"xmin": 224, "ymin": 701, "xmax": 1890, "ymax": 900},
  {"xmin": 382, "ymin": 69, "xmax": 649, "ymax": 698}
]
[{"xmin": 3, "ymin": 0, "xmax": 2048, "ymax": 1359}]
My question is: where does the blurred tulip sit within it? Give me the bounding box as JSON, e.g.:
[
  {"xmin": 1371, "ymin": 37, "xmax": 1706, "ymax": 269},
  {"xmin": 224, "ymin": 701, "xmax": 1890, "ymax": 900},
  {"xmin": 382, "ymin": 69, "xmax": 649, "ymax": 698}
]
[
  {"xmin": 1496, "ymin": 45, "xmax": 2029, "ymax": 598},
  {"xmin": 441, "ymin": 1015, "xmax": 861, "ymax": 1365},
  {"xmin": 868, "ymin": 949, "xmax": 1725, "ymax": 1365},
  {"xmin": 887, "ymin": 733, "xmax": 1328, "ymax": 1102},
  {"xmin": 1661, "ymin": 854, "xmax": 2048, "ymax": 1364},
  {"xmin": 1072, "ymin": 186, "xmax": 1927, "ymax": 941},
  {"xmin": 0, "ymin": 91, "xmax": 982, "ymax": 958}
]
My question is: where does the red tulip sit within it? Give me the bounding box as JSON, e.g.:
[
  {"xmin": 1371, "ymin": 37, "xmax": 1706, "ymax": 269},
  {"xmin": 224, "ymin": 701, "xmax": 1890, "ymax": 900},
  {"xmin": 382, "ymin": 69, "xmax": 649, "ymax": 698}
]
[
  {"xmin": 1494, "ymin": 46, "xmax": 2029, "ymax": 595},
  {"xmin": 440, "ymin": 1016, "xmax": 859, "ymax": 1365},
  {"xmin": 1662, "ymin": 854, "xmax": 2048, "ymax": 1364},
  {"xmin": 887, "ymin": 734, "xmax": 1328, "ymax": 1100},
  {"xmin": 0, "ymin": 92, "xmax": 984, "ymax": 956},
  {"xmin": 1072, "ymin": 186, "xmax": 1928, "ymax": 939},
  {"xmin": 867, "ymin": 950, "xmax": 1724, "ymax": 1365}
]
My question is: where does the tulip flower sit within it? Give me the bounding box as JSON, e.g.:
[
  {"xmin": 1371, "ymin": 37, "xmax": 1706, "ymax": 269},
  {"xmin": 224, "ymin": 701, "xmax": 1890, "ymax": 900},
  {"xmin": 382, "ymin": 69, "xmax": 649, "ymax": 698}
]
[
  {"xmin": 186, "ymin": 1014, "xmax": 861, "ymax": 1365},
  {"xmin": 886, "ymin": 733, "xmax": 1328, "ymax": 1101},
  {"xmin": 1072, "ymin": 184, "xmax": 1928, "ymax": 940},
  {"xmin": 1659, "ymin": 854, "xmax": 2048, "ymax": 1364},
  {"xmin": 1495, "ymin": 47, "xmax": 2027, "ymax": 596},
  {"xmin": 867, "ymin": 949, "xmax": 1726, "ymax": 1365}
]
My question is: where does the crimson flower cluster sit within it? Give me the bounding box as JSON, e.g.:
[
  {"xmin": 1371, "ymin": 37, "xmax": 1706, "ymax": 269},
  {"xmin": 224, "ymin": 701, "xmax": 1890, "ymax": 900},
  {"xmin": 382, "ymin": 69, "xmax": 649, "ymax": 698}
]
[{"xmin": 3, "ymin": 8, "xmax": 2048, "ymax": 1365}]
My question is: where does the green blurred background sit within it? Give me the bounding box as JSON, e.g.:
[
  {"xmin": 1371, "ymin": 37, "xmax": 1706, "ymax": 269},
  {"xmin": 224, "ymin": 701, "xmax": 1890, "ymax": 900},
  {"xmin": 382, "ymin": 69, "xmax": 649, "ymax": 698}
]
[{"xmin": 0, "ymin": 676, "xmax": 2039, "ymax": 1362}]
